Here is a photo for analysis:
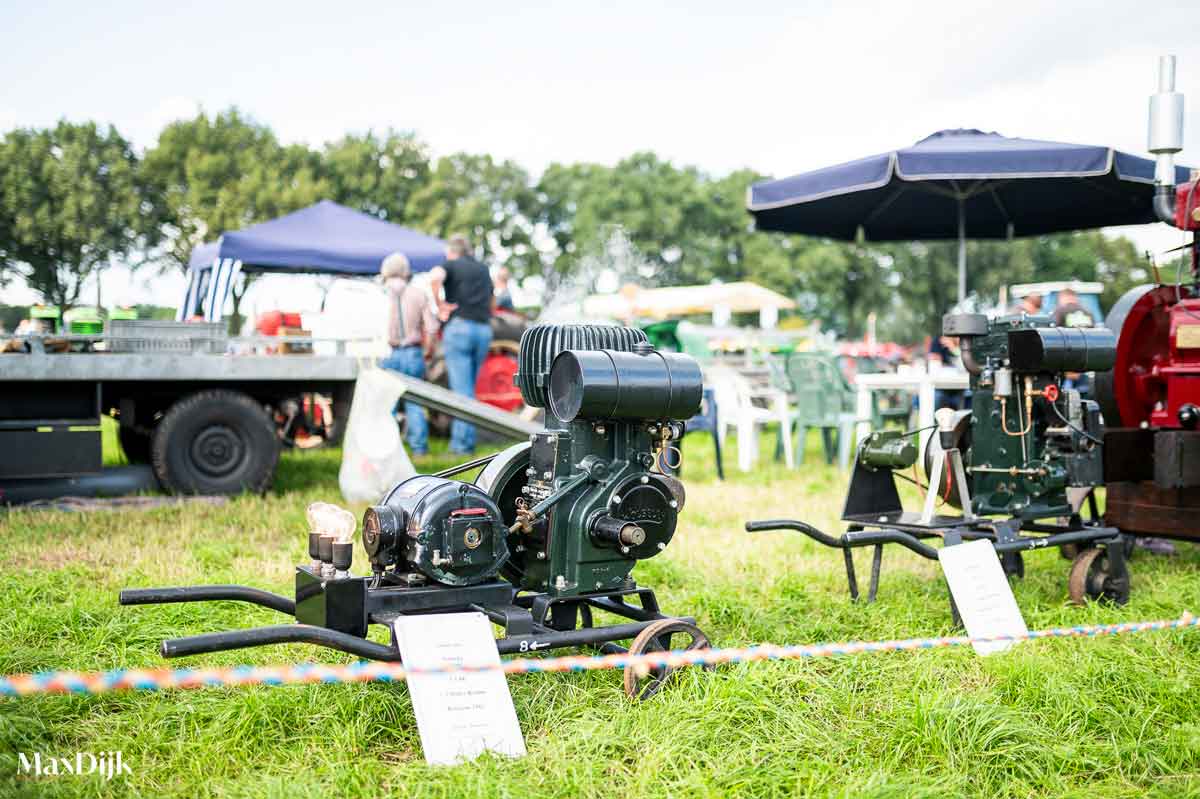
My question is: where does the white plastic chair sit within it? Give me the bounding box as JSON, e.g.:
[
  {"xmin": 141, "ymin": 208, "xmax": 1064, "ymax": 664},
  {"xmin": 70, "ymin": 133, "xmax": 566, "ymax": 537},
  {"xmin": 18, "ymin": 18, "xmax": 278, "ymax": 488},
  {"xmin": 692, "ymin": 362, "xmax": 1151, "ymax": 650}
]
[{"xmin": 707, "ymin": 365, "xmax": 795, "ymax": 472}]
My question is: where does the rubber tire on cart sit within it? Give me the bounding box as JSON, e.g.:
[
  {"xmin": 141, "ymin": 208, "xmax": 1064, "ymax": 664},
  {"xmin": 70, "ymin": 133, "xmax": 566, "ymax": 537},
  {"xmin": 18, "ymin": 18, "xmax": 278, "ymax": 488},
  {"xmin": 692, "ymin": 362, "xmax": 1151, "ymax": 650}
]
[
  {"xmin": 152, "ymin": 390, "xmax": 280, "ymax": 495},
  {"xmin": 118, "ymin": 426, "xmax": 153, "ymax": 464}
]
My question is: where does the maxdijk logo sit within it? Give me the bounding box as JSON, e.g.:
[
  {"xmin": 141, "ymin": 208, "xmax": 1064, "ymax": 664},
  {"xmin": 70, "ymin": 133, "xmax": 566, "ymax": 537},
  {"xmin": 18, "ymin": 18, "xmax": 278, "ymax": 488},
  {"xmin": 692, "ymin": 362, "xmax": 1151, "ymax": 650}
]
[{"xmin": 16, "ymin": 751, "xmax": 131, "ymax": 780}]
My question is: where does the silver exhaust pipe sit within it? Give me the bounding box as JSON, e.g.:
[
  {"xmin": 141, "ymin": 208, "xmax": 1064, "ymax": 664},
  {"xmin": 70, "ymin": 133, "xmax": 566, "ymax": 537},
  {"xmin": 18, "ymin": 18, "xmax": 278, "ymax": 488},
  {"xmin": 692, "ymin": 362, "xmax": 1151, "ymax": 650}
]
[{"xmin": 1149, "ymin": 54, "xmax": 1185, "ymax": 223}]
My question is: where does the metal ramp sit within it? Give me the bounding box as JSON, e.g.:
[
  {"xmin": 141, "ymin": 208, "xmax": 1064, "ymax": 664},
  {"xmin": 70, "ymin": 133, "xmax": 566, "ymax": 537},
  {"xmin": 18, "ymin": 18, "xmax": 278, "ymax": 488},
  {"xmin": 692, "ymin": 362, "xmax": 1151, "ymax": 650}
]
[{"xmin": 387, "ymin": 371, "xmax": 541, "ymax": 439}]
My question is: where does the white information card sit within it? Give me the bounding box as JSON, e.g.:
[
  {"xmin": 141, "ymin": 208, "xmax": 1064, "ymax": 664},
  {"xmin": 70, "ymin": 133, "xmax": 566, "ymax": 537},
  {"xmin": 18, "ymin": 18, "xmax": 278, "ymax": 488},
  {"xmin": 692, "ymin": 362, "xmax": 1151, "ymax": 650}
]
[
  {"xmin": 938, "ymin": 539, "xmax": 1029, "ymax": 656},
  {"xmin": 393, "ymin": 612, "xmax": 527, "ymax": 766}
]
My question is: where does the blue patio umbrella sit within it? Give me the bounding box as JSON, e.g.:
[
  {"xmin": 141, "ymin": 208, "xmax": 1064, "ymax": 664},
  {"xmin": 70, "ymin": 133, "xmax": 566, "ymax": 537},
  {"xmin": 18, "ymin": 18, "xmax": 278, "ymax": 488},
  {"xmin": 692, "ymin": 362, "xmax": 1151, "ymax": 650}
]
[{"xmin": 748, "ymin": 129, "xmax": 1192, "ymax": 303}]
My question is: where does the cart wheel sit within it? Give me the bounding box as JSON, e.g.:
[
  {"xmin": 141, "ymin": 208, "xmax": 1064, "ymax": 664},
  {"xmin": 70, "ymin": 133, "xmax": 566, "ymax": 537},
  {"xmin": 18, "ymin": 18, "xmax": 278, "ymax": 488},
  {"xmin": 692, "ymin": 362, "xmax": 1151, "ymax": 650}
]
[
  {"xmin": 1068, "ymin": 547, "xmax": 1130, "ymax": 606},
  {"xmin": 622, "ymin": 619, "xmax": 710, "ymax": 701}
]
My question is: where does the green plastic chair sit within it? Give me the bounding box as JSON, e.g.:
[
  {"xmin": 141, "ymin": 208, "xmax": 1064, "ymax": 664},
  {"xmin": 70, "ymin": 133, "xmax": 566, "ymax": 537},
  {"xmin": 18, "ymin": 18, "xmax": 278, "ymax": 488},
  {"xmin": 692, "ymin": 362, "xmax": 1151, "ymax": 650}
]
[{"xmin": 784, "ymin": 352, "xmax": 867, "ymax": 468}]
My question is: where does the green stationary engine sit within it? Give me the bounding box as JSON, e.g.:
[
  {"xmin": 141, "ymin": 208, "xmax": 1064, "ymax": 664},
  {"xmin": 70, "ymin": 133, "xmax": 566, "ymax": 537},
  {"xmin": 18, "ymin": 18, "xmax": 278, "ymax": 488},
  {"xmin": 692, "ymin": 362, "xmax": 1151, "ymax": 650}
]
[
  {"xmin": 749, "ymin": 311, "xmax": 1130, "ymax": 612},
  {"xmin": 360, "ymin": 324, "xmax": 704, "ymax": 598},
  {"xmin": 478, "ymin": 324, "xmax": 703, "ymax": 597},
  {"xmin": 938, "ymin": 312, "xmax": 1114, "ymax": 519}
]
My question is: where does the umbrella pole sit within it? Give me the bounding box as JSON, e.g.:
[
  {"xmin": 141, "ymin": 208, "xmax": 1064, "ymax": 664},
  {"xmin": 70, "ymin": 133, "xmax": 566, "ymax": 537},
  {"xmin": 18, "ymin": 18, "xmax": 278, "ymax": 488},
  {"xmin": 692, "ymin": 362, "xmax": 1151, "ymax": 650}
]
[{"xmin": 956, "ymin": 201, "xmax": 967, "ymax": 305}]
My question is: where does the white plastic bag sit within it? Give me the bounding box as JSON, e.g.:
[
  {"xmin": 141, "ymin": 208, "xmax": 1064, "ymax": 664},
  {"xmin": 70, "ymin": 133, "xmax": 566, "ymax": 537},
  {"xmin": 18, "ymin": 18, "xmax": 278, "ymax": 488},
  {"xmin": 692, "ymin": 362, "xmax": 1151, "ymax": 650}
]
[{"xmin": 339, "ymin": 367, "xmax": 416, "ymax": 503}]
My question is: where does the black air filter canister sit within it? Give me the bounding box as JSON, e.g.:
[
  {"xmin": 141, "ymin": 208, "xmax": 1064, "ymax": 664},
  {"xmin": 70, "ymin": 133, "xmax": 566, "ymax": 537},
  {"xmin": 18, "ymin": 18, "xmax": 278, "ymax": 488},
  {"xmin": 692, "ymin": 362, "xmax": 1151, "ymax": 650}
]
[
  {"xmin": 517, "ymin": 324, "xmax": 648, "ymax": 409},
  {"xmin": 548, "ymin": 348, "xmax": 703, "ymax": 422},
  {"xmin": 1007, "ymin": 327, "xmax": 1116, "ymax": 373}
]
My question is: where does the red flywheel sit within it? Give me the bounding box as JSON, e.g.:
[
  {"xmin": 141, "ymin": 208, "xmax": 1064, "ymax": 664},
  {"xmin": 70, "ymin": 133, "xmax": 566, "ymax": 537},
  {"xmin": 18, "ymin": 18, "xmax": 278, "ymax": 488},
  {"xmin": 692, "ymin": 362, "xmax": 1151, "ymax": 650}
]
[{"xmin": 1095, "ymin": 284, "xmax": 1195, "ymax": 427}]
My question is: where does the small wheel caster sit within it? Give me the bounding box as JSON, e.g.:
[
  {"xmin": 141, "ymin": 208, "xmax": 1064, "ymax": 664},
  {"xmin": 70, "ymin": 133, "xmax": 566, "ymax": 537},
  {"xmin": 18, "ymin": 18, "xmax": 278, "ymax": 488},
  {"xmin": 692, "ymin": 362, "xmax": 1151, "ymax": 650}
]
[{"xmin": 1068, "ymin": 547, "xmax": 1130, "ymax": 606}]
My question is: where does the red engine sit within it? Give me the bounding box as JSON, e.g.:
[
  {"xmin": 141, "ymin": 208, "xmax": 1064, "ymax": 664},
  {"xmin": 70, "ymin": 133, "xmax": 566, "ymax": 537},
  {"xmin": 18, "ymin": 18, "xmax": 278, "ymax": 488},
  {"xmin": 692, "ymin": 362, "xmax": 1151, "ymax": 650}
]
[
  {"xmin": 1099, "ymin": 57, "xmax": 1200, "ymax": 537},
  {"xmin": 1098, "ymin": 284, "xmax": 1200, "ymax": 430},
  {"xmin": 1098, "ymin": 178, "xmax": 1200, "ymax": 431},
  {"xmin": 1098, "ymin": 202, "xmax": 1200, "ymax": 539}
]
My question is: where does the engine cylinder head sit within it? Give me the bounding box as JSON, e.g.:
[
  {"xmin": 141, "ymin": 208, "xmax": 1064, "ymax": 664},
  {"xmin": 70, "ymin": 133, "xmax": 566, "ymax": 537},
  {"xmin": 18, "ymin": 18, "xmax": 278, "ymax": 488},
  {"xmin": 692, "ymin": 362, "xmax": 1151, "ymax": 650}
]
[{"xmin": 516, "ymin": 324, "xmax": 648, "ymax": 409}]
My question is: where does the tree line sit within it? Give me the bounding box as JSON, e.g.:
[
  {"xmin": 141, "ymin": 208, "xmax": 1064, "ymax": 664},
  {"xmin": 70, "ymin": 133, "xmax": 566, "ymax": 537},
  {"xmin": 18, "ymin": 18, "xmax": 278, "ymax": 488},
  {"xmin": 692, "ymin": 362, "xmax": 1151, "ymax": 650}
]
[{"xmin": 0, "ymin": 110, "xmax": 1157, "ymax": 343}]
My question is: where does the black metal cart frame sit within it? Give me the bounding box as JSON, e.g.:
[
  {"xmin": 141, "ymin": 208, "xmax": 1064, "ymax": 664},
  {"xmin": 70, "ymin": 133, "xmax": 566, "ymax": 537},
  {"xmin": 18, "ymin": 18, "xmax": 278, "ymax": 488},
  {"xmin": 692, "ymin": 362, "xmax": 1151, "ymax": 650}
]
[
  {"xmin": 746, "ymin": 515, "xmax": 1126, "ymax": 605},
  {"xmin": 747, "ymin": 440, "xmax": 1133, "ymax": 611},
  {"xmin": 119, "ymin": 573, "xmax": 691, "ymax": 661}
]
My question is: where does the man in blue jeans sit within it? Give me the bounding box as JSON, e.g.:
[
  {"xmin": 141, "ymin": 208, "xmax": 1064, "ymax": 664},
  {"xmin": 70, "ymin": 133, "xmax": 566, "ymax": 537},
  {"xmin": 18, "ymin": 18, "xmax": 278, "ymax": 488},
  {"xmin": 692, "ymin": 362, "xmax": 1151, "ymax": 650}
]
[
  {"xmin": 429, "ymin": 235, "xmax": 494, "ymax": 455},
  {"xmin": 379, "ymin": 252, "xmax": 434, "ymax": 456}
]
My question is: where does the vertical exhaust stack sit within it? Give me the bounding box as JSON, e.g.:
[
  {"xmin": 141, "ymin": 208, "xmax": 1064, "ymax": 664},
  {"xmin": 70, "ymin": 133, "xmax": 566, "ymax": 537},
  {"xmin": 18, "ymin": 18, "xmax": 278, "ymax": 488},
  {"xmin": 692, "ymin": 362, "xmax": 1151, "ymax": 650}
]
[{"xmin": 1149, "ymin": 54, "xmax": 1185, "ymax": 223}]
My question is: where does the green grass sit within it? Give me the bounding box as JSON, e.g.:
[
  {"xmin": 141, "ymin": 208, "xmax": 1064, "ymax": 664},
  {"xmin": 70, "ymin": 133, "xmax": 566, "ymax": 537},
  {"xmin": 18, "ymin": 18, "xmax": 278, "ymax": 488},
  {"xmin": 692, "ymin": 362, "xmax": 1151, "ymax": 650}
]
[{"xmin": 2, "ymin": 428, "xmax": 1199, "ymax": 797}]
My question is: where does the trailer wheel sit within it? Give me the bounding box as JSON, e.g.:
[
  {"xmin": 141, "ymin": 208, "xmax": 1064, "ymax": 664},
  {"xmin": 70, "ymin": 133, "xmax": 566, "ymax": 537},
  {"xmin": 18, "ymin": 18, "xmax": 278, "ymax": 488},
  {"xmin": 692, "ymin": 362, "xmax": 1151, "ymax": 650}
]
[
  {"xmin": 152, "ymin": 390, "xmax": 279, "ymax": 495},
  {"xmin": 118, "ymin": 427, "xmax": 153, "ymax": 464}
]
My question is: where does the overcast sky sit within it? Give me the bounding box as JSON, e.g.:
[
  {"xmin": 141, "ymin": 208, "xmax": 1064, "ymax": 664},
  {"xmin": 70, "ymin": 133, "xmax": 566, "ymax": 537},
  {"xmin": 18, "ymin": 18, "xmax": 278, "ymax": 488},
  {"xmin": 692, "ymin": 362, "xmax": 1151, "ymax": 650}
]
[{"xmin": 2, "ymin": 0, "xmax": 1199, "ymax": 309}]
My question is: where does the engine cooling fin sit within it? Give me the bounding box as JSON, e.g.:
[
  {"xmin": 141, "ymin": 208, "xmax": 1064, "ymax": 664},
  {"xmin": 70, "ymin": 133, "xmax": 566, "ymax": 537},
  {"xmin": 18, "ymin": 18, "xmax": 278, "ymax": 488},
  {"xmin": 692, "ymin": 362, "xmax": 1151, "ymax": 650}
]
[{"xmin": 516, "ymin": 323, "xmax": 648, "ymax": 409}]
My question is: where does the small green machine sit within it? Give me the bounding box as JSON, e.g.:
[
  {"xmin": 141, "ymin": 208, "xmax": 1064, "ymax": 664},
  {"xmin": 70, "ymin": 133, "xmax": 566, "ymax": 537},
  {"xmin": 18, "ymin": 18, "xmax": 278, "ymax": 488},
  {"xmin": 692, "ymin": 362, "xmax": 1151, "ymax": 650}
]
[
  {"xmin": 750, "ymin": 312, "xmax": 1134, "ymax": 612},
  {"xmin": 484, "ymin": 324, "xmax": 704, "ymax": 598}
]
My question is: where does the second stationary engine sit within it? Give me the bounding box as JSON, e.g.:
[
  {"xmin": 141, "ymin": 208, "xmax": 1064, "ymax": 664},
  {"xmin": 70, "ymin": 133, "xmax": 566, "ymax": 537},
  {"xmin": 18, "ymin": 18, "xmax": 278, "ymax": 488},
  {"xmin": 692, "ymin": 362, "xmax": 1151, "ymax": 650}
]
[{"xmin": 937, "ymin": 312, "xmax": 1115, "ymax": 519}]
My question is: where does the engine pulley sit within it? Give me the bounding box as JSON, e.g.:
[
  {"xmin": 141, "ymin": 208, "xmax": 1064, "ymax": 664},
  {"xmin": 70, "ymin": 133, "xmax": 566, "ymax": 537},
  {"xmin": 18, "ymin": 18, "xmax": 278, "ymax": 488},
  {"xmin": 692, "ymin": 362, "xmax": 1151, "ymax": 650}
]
[{"xmin": 597, "ymin": 475, "xmax": 681, "ymax": 559}]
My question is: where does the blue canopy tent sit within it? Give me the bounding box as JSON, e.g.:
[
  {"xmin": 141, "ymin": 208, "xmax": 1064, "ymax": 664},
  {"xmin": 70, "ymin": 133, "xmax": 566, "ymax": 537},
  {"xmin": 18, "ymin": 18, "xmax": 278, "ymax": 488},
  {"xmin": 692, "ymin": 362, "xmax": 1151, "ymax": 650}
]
[
  {"xmin": 747, "ymin": 129, "xmax": 1192, "ymax": 303},
  {"xmin": 179, "ymin": 200, "xmax": 447, "ymax": 321}
]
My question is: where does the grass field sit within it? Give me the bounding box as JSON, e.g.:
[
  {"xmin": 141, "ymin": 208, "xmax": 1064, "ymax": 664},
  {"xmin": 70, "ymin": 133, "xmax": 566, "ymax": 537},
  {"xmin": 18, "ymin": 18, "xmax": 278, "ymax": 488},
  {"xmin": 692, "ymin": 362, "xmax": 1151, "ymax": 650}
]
[{"xmin": 2, "ymin": 427, "xmax": 1199, "ymax": 798}]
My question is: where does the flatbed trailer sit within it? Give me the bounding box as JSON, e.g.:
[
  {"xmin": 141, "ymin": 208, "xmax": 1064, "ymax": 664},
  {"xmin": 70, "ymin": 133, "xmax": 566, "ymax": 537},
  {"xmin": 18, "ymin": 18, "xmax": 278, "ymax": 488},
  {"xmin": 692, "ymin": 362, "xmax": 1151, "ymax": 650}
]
[{"xmin": 0, "ymin": 328, "xmax": 540, "ymax": 502}]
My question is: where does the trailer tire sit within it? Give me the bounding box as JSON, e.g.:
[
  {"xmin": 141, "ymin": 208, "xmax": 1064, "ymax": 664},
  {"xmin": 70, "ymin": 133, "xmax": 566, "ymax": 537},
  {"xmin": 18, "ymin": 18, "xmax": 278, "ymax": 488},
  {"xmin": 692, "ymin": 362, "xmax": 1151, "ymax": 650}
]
[{"xmin": 152, "ymin": 390, "xmax": 279, "ymax": 495}]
